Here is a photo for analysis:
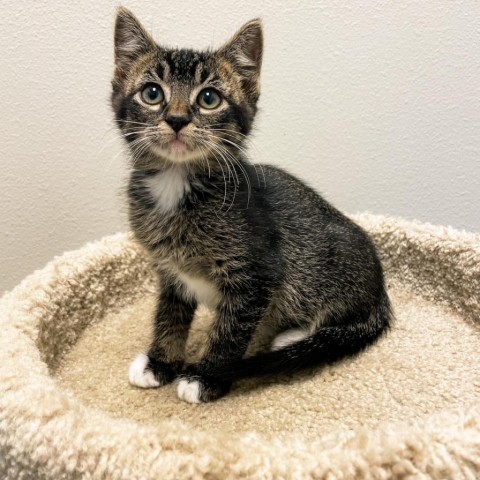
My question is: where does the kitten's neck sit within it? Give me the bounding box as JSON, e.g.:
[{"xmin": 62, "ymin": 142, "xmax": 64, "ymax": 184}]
[
  {"xmin": 129, "ymin": 150, "xmax": 260, "ymax": 215},
  {"xmin": 129, "ymin": 146, "xmax": 251, "ymax": 178}
]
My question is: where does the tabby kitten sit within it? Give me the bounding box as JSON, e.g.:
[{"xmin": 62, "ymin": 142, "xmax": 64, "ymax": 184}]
[{"xmin": 112, "ymin": 8, "xmax": 392, "ymax": 403}]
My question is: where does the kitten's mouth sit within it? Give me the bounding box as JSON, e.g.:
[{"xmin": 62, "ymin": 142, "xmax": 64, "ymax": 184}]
[
  {"xmin": 169, "ymin": 138, "xmax": 188, "ymax": 154},
  {"xmin": 149, "ymin": 135, "xmax": 202, "ymax": 164}
]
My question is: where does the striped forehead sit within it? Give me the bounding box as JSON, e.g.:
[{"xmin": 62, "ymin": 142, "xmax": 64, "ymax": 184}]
[{"xmin": 157, "ymin": 49, "xmax": 212, "ymax": 84}]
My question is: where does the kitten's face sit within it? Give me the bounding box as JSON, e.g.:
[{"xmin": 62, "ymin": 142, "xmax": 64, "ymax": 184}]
[{"xmin": 111, "ymin": 8, "xmax": 262, "ymax": 169}]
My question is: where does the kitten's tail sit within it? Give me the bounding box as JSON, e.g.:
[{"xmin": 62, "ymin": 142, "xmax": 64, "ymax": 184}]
[{"xmin": 208, "ymin": 291, "xmax": 392, "ymax": 382}]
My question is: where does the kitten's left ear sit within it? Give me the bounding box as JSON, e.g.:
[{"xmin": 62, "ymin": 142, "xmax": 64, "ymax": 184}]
[
  {"xmin": 218, "ymin": 19, "xmax": 263, "ymax": 94},
  {"xmin": 114, "ymin": 7, "xmax": 156, "ymax": 74}
]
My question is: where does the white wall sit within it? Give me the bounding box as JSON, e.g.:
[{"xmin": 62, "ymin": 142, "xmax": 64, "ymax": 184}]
[{"xmin": 1, "ymin": 1, "xmax": 479, "ymax": 293}]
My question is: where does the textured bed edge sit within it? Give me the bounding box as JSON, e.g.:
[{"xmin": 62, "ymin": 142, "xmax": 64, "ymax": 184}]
[{"xmin": 0, "ymin": 214, "xmax": 478, "ymax": 479}]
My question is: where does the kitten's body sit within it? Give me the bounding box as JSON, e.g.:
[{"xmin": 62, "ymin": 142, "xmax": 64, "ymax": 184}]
[{"xmin": 113, "ymin": 8, "xmax": 392, "ymax": 403}]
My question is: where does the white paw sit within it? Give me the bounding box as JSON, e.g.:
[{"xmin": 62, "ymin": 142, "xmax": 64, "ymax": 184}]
[
  {"xmin": 271, "ymin": 328, "xmax": 310, "ymax": 351},
  {"xmin": 177, "ymin": 378, "xmax": 201, "ymax": 404},
  {"xmin": 128, "ymin": 353, "xmax": 160, "ymax": 388}
]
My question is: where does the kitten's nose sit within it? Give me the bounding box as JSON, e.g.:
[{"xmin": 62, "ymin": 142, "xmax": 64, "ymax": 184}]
[{"xmin": 165, "ymin": 115, "xmax": 190, "ymax": 133}]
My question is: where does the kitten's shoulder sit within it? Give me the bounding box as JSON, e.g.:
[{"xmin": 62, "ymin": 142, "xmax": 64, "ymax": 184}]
[
  {"xmin": 259, "ymin": 164, "xmax": 293, "ymax": 179},
  {"xmin": 258, "ymin": 164, "xmax": 322, "ymax": 197},
  {"xmin": 257, "ymin": 163, "xmax": 347, "ymax": 221}
]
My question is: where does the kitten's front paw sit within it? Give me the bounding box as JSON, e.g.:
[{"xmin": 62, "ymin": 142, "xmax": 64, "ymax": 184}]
[
  {"xmin": 128, "ymin": 353, "xmax": 179, "ymax": 388},
  {"xmin": 177, "ymin": 366, "xmax": 231, "ymax": 403}
]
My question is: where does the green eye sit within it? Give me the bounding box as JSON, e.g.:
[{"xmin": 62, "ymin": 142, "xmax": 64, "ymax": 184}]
[
  {"xmin": 197, "ymin": 89, "xmax": 221, "ymax": 110},
  {"xmin": 141, "ymin": 83, "xmax": 164, "ymax": 105}
]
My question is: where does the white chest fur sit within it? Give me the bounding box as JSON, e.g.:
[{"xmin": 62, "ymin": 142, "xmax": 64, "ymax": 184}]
[
  {"xmin": 144, "ymin": 168, "xmax": 191, "ymax": 212},
  {"xmin": 177, "ymin": 272, "xmax": 220, "ymax": 310}
]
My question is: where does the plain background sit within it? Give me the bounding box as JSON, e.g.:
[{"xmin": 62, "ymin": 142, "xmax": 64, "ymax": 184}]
[{"xmin": 1, "ymin": 1, "xmax": 479, "ymax": 294}]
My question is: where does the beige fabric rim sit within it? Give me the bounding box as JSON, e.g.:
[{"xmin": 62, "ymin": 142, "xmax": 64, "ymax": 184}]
[{"xmin": 0, "ymin": 213, "xmax": 478, "ymax": 479}]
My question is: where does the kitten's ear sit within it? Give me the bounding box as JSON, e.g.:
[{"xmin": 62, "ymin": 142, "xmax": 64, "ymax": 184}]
[
  {"xmin": 114, "ymin": 7, "xmax": 156, "ymax": 73},
  {"xmin": 218, "ymin": 19, "xmax": 263, "ymax": 94}
]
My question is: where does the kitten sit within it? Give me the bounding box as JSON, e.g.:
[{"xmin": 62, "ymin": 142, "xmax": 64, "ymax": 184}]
[{"xmin": 112, "ymin": 8, "xmax": 392, "ymax": 403}]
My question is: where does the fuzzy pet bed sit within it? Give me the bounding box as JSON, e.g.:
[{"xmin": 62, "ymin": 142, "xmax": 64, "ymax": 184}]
[{"xmin": 0, "ymin": 213, "xmax": 479, "ymax": 479}]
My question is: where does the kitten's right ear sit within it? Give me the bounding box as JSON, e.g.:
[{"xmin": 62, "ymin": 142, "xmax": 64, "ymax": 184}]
[{"xmin": 114, "ymin": 7, "xmax": 156, "ymax": 74}]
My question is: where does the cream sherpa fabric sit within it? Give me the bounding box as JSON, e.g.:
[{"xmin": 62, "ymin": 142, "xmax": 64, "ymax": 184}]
[{"xmin": 0, "ymin": 214, "xmax": 479, "ymax": 479}]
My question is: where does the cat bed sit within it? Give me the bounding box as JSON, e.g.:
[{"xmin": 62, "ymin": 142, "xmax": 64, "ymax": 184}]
[{"xmin": 0, "ymin": 213, "xmax": 479, "ymax": 479}]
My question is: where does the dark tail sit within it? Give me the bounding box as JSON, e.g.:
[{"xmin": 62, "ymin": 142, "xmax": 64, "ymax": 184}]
[{"xmin": 209, "ymin": 291, "xmax": 393, "ymax": 382}]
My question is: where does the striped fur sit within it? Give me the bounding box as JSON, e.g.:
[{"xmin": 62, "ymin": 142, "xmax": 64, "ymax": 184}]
[{"xmin": 112, "ymin": 8, "xmax": 392, "ymax": 403}]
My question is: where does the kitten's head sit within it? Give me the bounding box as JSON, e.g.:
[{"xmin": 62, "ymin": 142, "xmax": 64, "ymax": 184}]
[{"xmin": 111, "ymin": 8, "xmax": 262, "ymax": 169}]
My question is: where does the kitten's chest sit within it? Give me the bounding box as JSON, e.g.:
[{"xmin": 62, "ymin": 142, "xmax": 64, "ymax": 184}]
[
  {"xmin": 143, "ymin": 168, "xmax": 191, "ymax": 213},
  {"xmin": 129, "ymin": 169, "xmax": 227, "ymax": 273},
  {"xmin": 168, "ymin": 259, "xmax": 221, "ymax": 310},
  {"xmin": 129, "ymin": 169, "xmax": 194, "ymax": 248}
]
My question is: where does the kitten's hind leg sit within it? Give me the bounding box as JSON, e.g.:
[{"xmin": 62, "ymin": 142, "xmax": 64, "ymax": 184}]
[
  {"xmin": 129, "ymin": 276, "xmax": 196, "ymax": 389},
  {"xmin": 270, "ymin": 328, "xmax": 311, "ymax": 351}
]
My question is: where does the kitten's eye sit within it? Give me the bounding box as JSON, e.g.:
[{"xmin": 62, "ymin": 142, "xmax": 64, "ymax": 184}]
[
  {"xmin": 197, "ymin": 89, "xmax": 221, "ymax": 110},
  {"xmin": 140, "ymin": 83, "xmax": 164, "ymax": 105}
]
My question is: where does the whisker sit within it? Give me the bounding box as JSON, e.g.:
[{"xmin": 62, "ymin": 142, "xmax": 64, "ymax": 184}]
[
  {"xmin": 203, "ymin": 140, "xmax": 241, "ymax": 211},
  {"xmin": 118, "ymin": 120, "xmax": 152, "ymax": 127},
  {"xmin": 131, "ymin": 136, "xmax": 156, "ymax": 167},
  {"xmin": 198, "ymin": 138, "xmax": 239, "ymax": 212},
  {"xmin": 97, "ymin": 123, "xmax": 159, "ymax": 166},
  {"xmin": 102, "ymin": 131, "xmax": 156, "ymax": 173},
  {"xmin": 199, "ymin": 144, "xmax": 229, "ymax": 211},
  {"xmin": 205, "ymin": 140, "xmax": 239, "ymax": 185},
  {"xmin": 214, "ymin": 142, "xmax": 252, "ymax": 207},
  {"xmin": 207, "ymin": 128, "xmax": 265, "ymax": 187},
  {"xmin": 124, "ymin": 133, "xmax": 156, "ymax": 169},
  {"xmin": 217, "ymin": 136, "xmax": 265, "ymax": 189}
]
